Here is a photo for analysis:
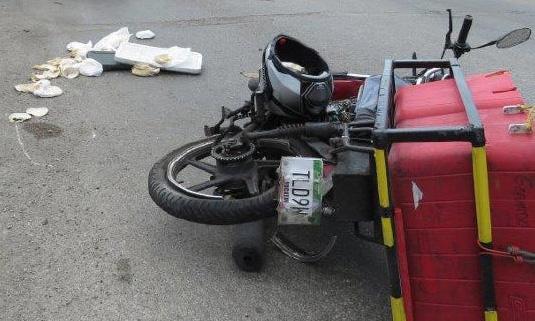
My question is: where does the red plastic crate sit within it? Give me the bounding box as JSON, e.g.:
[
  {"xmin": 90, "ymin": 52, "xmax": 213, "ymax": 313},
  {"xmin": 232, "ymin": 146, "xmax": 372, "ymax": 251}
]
[{"xmin": 389, "ymin": 71, "xmax": 535, "ymax": 321}]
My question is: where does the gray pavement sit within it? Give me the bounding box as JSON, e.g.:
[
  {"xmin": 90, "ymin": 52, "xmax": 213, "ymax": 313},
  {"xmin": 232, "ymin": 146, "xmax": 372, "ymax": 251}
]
[{"xmin": 1, "ymin": 1, "xmax": 535, "ymax": 320}]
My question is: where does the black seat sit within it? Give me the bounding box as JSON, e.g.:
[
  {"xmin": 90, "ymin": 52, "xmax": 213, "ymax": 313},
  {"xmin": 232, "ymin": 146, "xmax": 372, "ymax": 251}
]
[{"xmin": 353, "ymin": 75, "xmax": 409, "ymax": 125}]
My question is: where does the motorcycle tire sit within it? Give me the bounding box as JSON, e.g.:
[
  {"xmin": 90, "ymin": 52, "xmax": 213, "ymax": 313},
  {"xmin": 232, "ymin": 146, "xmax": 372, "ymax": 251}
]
[{"xmin": 148, "ymin": 138, "xmax": 278, "ymax": 225}]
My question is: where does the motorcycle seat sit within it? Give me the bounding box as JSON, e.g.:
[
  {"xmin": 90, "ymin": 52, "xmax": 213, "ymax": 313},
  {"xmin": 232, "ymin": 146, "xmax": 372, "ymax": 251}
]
[{"xmin": 353, "ymin": 75, "xmax": 409, "ymax": 125}]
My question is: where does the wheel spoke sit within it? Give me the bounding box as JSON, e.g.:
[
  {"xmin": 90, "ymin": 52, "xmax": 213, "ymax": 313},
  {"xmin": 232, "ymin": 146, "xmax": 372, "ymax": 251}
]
[
  {"xmin": 188, "ymin": 177, "xmax": 230, "ymax": 192},
  {"xmin": 187, "ymin": 159, "xmax": 217, "ymax": 174}
]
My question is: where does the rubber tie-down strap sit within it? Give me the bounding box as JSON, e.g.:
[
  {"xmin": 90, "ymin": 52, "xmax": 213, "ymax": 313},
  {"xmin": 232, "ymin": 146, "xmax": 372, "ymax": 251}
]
[
  {"xmin": 478, "ymin": 241, "xmax": 535, "ymax": 265},
  {"xmin": 525, "ymin": 107, "xmax": 535, "ymax": 130},
  {"xmin": 504, "ymin": 104, "xmax": 535, "ymax": 134}
]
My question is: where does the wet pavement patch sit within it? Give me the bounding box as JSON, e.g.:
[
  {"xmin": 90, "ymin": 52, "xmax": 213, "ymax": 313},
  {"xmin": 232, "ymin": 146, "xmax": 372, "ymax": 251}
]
[
  {"xmin": 116, "ymin": 258, "xmax": 133, "ymax": 284},
  {"xmin": 22, "ymin": 122, "xmax": 63, "ymax": 139}
]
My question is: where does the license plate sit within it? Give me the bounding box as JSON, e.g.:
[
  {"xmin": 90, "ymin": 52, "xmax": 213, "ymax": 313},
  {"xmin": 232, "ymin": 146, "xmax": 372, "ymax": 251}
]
[{"xmin": 277, "ymin": 157, "xmax": 323, "ymax": 225}]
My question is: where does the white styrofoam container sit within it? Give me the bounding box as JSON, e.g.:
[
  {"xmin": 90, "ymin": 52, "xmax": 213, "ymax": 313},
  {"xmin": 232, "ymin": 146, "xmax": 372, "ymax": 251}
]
[{"xmin": 114, "ymin": 42, "xmax": 202, "ymax": 74}]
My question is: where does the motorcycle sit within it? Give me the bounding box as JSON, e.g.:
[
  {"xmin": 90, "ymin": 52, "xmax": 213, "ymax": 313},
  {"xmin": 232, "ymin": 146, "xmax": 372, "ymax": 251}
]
[{"xmin": 148, "ymin": 10, "xmax": 531, "ymax": 271}]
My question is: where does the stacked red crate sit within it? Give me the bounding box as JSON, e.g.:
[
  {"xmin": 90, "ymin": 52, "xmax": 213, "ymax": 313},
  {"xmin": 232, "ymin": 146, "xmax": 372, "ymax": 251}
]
[{"xmin": 389, "ymin": 71, "xmax": 535, "ymax": 321}]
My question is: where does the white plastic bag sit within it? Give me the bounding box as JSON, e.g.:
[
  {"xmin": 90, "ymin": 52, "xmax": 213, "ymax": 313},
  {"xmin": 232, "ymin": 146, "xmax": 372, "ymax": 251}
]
[
  {"xmin": 135, "ymin": 30, "xmax": 155, "ymax": 39},
  {"xmin": 32, "ymin": 79, "xmax": 63, "ymax": 97},
  {"xmin": 78, "ymin": 58, "xmax": 103, "ymax": 77},
  {"xmin": 66, "ymin": 41, "xmax": 93, "ymax": 58},
  {"xmin": 15, "ymin": 80, "xmax": 62, "ymax": 97},
  {"xmin": 93, "ymin": 27, "xmax": 131, "ymax": 51}
]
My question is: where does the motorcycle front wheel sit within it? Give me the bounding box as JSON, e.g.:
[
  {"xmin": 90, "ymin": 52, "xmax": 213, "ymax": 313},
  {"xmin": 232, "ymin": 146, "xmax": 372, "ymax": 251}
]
[{"xmin": 148, "ymin": 137, "xmax": 295, "ymax": 225}]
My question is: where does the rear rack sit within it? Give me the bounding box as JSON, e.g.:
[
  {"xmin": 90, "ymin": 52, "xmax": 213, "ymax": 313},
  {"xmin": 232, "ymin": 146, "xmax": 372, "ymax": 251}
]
[
  {"xmin": 372, "ymin": 59, "xmax": 485, "ymax": 148},
  {"xmin": 368, "ymin": 59, "xmax": 497, "ymax": 321}
]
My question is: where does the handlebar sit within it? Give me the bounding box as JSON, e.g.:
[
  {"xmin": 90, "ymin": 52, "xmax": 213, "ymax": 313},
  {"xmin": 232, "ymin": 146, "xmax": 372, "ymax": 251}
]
[{"xmin": 456, "ymin": 15, "xmax": 473, "ymax": 46}]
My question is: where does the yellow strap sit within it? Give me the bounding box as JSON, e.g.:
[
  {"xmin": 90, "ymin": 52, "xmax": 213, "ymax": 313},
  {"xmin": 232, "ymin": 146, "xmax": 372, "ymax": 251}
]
[
  {"xmin": 390, "ymin": 296, "xmax": 407, "ymax": 321},
  {"xmin": 472, "ymin": 147, "xmax": 493, "ymax": 243},
  {"xmin": 374, "ymin": 149, "xmax": 390, "ymax": 208},
  {"xmin": 484, "ymin": 310, "xmax": 498, "ymax": 321},
  {"xmin": 381, "ymin": 217, "xmax": 394, "ymax": 247}
]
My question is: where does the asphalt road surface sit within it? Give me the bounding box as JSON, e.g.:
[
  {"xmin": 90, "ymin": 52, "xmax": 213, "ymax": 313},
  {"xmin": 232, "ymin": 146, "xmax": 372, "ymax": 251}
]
[{"xmin": 1, "ymin": 1, "xmax": 534, "ymax": 320}]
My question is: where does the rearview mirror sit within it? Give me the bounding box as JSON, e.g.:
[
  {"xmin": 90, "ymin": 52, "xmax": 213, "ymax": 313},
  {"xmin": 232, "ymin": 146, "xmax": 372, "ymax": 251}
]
[{"xmin": 496, "ymin": 28, "xmax": 531, "ymax": 48}]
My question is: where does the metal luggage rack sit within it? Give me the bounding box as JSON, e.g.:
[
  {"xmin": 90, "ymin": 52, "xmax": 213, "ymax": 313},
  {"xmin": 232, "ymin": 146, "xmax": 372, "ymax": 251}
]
[
  {"xmin": 372, "ymin": 59, "xmax": 486, "ymax": 148},
  {"xmin": 362, "ymin": 58, "xmax": 498, "ymax": 321}
]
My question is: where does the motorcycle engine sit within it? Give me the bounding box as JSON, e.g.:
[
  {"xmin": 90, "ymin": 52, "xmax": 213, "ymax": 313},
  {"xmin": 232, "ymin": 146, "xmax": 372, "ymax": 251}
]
[{"xmin": 326, "ymin": 98, "xmax": 357, "ymax": 123}]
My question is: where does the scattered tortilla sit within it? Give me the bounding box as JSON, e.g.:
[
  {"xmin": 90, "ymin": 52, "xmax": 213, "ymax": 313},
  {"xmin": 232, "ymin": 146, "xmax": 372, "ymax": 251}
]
[
  {"xmin": 59, "ymin": 59, "xmax": 80, "ymax": 79},
  {"xmin": 9, "ymin": 113, "xmax": 32, "ymax": 123},
  {"xmin": 15, "ymin": 82, "xmax": 40, "ymax": 93},
  {"xmin": 16, "ymin": 80, "xmax": 63, "ymax": 98},
  {"xmin": 131, "ymin": 64, "xmax": 160, "ymax": 77},
  {"xmin": 47, "ymin": 57, "xmax": 64, "ymax": 66},
  {"xmin": 31, "ymin": 68, "xmax": 60, "ymax": 81},
  {"xmin": 154, "ymin": 54, "xmax": 172, "ymax": 65},
  {"xmin": 26, "ymin": 107, "xmax": 49, "ymax": 117},
  {"xmin": 32, "ymin": 63, "xmax": 58, "ymax": 71}
]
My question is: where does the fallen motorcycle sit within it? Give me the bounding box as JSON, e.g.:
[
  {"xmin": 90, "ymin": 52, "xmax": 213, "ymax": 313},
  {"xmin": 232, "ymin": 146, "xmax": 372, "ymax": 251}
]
[{"xmin": 149, "ymin": 10, "xmax": 535, "ymax": 321}]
